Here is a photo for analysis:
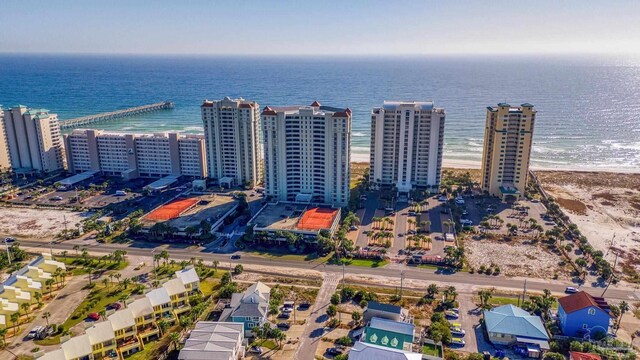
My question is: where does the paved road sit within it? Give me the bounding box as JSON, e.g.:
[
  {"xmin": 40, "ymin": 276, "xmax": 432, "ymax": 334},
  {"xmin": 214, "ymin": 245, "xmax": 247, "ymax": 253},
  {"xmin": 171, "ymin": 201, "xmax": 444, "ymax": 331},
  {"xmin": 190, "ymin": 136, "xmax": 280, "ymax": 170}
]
[
  {"xmin": 6, "ymin": 275, "xmax": 90, "ymax": 357},
  {"xmin": 294, "ymin": 273, "xmax": 339, "ymax": 360},
  {"xmin": 17, "ymin": 239, "xmax": 640, "ymax": 303}
]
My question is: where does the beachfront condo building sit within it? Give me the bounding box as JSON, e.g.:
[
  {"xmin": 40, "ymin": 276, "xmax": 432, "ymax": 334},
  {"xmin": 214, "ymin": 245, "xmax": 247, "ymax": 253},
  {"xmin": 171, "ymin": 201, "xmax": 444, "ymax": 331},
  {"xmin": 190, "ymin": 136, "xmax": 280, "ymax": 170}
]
[
  {"xmin": 1, "ymin": 105, "xmax": 65, "ymax": 173},
  {"xmin": 64, "ymin": 129, "xmax": 206, "ymax": 180},
  {"xmin": 0, "ymin": 108, "xmax": 11, "ymax": 170},
  {"xmin": 480, "ymin": 103, "xmax": 535, "ymax": 200},
  {"xmin": 261, "ymin": 101, "xmax": 351, "ymax": 207},
  {"xmin": 201, "ymin": 97, "xmax": 263, "ymax": 188},
  {"xmin": 369, "ymin": 101, "xmax": 445, "ymax": 195}
]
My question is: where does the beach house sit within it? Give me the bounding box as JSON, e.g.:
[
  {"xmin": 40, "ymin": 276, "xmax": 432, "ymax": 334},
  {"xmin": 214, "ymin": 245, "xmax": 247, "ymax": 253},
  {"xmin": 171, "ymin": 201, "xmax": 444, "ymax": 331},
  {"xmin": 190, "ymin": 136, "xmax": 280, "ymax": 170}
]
[
  {"xmin": 220, "ymin": 281, "xmax": 270, "ymax": 337},
  {"xmin": 483, "ymin": 304, "xmax": 549, "ymax": 358},
  {"xmin": 557, "ymin": 291, "xmax": 612, "ymax": 339}
]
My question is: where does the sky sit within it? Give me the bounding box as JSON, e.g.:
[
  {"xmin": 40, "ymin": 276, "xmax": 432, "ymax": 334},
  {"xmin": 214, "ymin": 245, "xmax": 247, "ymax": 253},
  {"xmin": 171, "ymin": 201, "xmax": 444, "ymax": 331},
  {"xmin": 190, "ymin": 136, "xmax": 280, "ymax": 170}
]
[{"xmin": 2, "ymin": 0, "xmax": 640, "ymax": 56}]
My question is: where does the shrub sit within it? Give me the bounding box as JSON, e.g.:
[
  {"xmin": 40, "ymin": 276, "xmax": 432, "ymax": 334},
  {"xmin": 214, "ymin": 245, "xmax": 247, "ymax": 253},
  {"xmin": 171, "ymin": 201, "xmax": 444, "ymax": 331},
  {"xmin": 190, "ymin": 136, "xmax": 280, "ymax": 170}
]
[
  {"xmin": 330, "ymin": 293, "xmax": 341, "ymax": 305},
  {"xmin": 233, "ymin": 264, "xmax": 243, "ymax": 275},
  {"xmin": 335, "ymin": 336, "xmax": 353, "ymax": 346}
]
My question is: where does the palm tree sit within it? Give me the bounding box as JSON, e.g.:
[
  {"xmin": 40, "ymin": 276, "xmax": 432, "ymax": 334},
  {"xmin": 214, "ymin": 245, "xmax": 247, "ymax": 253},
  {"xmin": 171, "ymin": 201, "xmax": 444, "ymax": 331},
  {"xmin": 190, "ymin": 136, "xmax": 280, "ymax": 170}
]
[
  {"xmin": 45, "ymin": 278, "xmax": 54, "ymax": 298},
  {"xmin": 102, "ymin": 278, "xmax": 109, "ymax": 289},
  {"xmin": 372, "ymin": 217, "xmax": 380, "ymax": 229},
  {"xmin": 616, "ymin": 301, "xmax": 629, "ymax": 332},
  {"xmin": 42, "ymin": 311, "xmax": 51, "ymax": 326},
  {"xmin": 443, "ymin": 220, "xmax": 454, "ymax": 234},
  {"xmin": 407, "ymin": 219, "xmax": 415, "ymax": 230},
  {"xmin": 20, "ymin": 303, "xmax": 30, "ymax": 321},
  {"xmin": 0, "ymin": 328, "xmax": 7, "ymax": 349},
  {"xmin": 157, "ymin": 319, "xmax": 170, "ymax": 335},
  {"xmin": 427, "ymin": 284, "xmax": 439, "ymax": 298},
  {"xmin": 122, "ymin": 278, "xmax": 131, "ymax": 289},
  {"xmin": 443, "ymin": 286, "xmax": 458, "ymax": 302},
  {"xmin": 169, "ymin": 332, "xmax": 181, "ymax": 350},
  {"xmin": 212, "ymin": 260, "xmax": 219, "ymax": 272},
  {"xmin": 114, "ymin": 273, "xmax": 122, "ymax": 284},
  {"xmin": 10, "ymin": 312, "xmax": 20, "ymax": 336},
  {"xmin": 34, "ymin": 292, "xmax": 43, "ymax": 308},
  {"xmin": 421, "ymin": 220, "xmax": 430, "ymax": 233},
  {"xmin": 73, "ymin": 244, "xmax": 80, "ymax": 257},
  {"xmin": 478, "ymin": 289, "xmax": 493, "ymax": 309},
  {"xmin": 61, "ymin": 250, "xmax": 68, "ymax": 260}
]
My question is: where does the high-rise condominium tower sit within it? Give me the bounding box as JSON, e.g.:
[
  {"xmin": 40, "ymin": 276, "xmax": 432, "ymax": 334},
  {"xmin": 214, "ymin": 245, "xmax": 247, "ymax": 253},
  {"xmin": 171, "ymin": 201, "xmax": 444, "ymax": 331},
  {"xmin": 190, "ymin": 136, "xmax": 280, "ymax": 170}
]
[
  {"xmin": 64, "ymin": 130, "xmax": 206, "ymax": 179},
  {"xmin": 201, "ymin": 97, "xmax": 262, "ymax": 188},
  {"xmin": 480, "ymin": 103, "xmax": 535, "ymax": 199},
  {"xmin": 2, "ymin": 105, "xmax": 65, "ymax": 173},
  {"xmin": 261, "ymin": 101, "xmax": 351, "ymax": 207},
  {"xmin": 369, "ymin": 101, "xmax": 445, "ymax": 195},
  {"xmin": 0, "ymin": 108, "xmax": 11, "ymax": 170}
]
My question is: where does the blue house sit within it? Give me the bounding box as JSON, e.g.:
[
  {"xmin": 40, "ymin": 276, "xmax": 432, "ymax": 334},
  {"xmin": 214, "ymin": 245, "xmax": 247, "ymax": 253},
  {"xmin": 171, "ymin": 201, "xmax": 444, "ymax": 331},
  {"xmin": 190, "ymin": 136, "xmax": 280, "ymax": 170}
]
[
  {"xmin": 219, "ymin": 281, "xmax": 270, "ymax": 337},
  {"xmin": 557, "ymin": 291, "xmax": 612, "ymax": 339}
]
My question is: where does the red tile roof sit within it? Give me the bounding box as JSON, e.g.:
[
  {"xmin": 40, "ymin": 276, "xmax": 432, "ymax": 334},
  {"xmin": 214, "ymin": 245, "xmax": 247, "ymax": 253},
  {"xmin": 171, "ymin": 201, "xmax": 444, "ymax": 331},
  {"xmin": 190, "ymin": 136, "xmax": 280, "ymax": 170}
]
[
  {"xmin": 201, "ymin": 101, "xmax": 213, "ymax": 107},
  {"xmin": 310, "ymin": 101, "xmax": 321, "ymax": 107},
  {"xmin": 238, "ymin": 103, "xmax": 253, "ymax": 109},
  {"xmin": 332, "ymin": 111, "xmax": 351, "ymax": 118},
  {"xmin": 558, "ymin": 291, "xmax": 611, "ymax": 315},
  {"xmin": 569, "ymin": 352, "xmax": 602, "ymax": 360},
  {"xmin": 261, "ymin": 106, "xmax": 277, "ymax": 116}
]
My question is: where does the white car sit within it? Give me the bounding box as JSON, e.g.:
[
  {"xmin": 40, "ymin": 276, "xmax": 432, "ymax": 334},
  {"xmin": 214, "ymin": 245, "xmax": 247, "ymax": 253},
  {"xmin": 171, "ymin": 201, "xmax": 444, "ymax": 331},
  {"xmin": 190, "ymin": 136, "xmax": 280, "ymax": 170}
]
[
  {"xmin": 455, "ymin": 199, "xmax": 465, "ymax": 205},
  {"xmin": 460, "ymin": 219, "xmax": 473, "ymax": 226},
  {"xmin": 438, "ymin": 196, "xmax": 447, "ymax": 202},
  {"xmin": 565, "ymin": 286, "xmax": 579, "ymax": 294}
]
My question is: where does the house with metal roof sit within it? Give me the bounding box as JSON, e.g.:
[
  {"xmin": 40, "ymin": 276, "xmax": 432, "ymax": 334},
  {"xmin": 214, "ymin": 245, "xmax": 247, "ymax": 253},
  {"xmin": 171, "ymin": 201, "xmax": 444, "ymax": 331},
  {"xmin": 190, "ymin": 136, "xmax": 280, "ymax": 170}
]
[
  {"xmin": 557, "ymin": 291, "xmax": 612, "ymax": 338},
  {"xmin": 349, "ymin": 341, "xmax": 423, "ymax": 360},
  {"xmin": 362, "ymin": 317, "xmax": 415, "ymax": 351},
  {"xmin": 178, "ymin": 322, "xmax": 245, "ymax": 360},
  {"xmin": 363, "ymin": 301, "xmax": 411, "ymax": 324},
  {"xmin": 483, "ymin": 305, "xmax": 549, "ymax": 357},
  {"xmin": 220, "ymin": 281, "xmax": 270, "ymax": 337},
  {"xmin": 86, "ymin": 320, "xmax": 118, "ymax": 359},
  {"xmin": 569, "ymin": 352, "xmax": 602, "ymax": 360}
]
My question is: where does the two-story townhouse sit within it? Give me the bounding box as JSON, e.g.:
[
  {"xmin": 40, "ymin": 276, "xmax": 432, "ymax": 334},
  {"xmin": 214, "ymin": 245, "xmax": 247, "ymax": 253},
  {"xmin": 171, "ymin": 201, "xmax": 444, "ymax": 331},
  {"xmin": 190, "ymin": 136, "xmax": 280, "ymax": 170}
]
[
  {"xmin": 86, "ymin": 321, "xmax": 117, "ymax": 359},
  {"xmin": 147, "ymin": 287, "xmax": 175, "ymax": 324},
  {"xmin": 175, "ymin": 267, "xmax": 200, "ymax": 295},
  {"xmin": 163, "ymin": 278, "xmax": 190, "ymax": 317},
  {"xmin": 128, "ymin": 297, "xmax": 158, "ymax": 343},
  {"xmin": 557, "ymin": 291, "xmax": 612, "ymax": 339},
  {"xmin": 108, "ymin": 309, "xmax": 142, "ymax": 357},
  {"xmin": 40, "ymin": 333, "xmax": 94, "ymax": 360}
]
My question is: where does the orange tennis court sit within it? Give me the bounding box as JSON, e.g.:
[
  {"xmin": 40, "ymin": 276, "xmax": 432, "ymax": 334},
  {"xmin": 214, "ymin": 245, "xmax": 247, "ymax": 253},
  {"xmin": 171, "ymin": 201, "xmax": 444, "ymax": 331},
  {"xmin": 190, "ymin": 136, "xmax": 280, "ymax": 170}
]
[
  {"xmin": 146, "ymin": 198, "xmax": 198, "ymax": 221},
  {"xmin": 297, "ymin": 207, "xmax": 339, "ymax": 230}
]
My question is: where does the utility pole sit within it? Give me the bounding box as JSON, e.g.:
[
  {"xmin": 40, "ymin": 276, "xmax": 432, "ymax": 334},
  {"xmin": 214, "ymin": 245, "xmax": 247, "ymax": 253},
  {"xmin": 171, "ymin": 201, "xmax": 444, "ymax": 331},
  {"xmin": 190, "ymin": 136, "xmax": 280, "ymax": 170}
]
[
  {"xmin": 522, "ymin": 279, "xmax": 527, "ymax": 303},
  {"xmin": 400, "ymin": 270, "xmax": 406, "ymax": 298},
  {"xmin": 4, "ymin": 239, "xmax": 11, "ymax": 265},
  {"xmin": 602, "ymin": 251, "xmax": 619, "ymax": 297}
]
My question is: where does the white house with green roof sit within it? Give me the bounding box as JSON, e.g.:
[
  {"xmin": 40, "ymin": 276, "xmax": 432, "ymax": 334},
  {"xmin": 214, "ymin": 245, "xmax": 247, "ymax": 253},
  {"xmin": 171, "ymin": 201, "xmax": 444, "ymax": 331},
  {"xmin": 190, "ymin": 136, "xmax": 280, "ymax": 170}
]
[{"xmin": 362, "ymin": 317, "xmax": 415, "ymax": 351}]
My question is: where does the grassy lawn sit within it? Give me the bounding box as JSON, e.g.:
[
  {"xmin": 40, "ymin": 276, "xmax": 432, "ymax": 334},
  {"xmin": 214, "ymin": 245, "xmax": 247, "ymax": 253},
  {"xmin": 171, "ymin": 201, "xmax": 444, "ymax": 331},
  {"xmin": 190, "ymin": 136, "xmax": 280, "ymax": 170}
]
[
  {"xmin": 422, "ymin": 343, "xmax": 443, "ymax": 357},
  {"xmin": 243, "ymin": 248, "xmax": 333, "ymax": 263},
  {"xmin": 251, "ymin": 339, "xmax": 279, "ymax": 350},
  {"xmin": 62, "ymin": 284, "xmax": 136, "ymax": 334},
  {"xmin": 417, "ymin": 264, "xmax": 441, "ymax": 270},
  {"xmin": 331, "ymin": 258, "xmax": 389, "ymax": 268},
  {"xmin": 199, "ymin": 277, "xmax": 221, "ymax": 297},
  {"xmin": 489, "ymin": 295, "xmax": 559, "ymax": 309},
  {"xmin": 59, "ymin": 256, "xmax": 128, "ymax": 275}
]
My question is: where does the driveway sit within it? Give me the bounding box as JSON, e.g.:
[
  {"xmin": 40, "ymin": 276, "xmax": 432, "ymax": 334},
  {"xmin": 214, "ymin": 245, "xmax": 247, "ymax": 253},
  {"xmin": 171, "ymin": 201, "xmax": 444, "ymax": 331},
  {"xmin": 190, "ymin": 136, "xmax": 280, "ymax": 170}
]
[
  {"xmin": 4, "ymin": 275, "xmax": 90, "ymax": 357},
  {"xmin": 293, "ymin": 272, "xmax": 340, "ymax": 360}
]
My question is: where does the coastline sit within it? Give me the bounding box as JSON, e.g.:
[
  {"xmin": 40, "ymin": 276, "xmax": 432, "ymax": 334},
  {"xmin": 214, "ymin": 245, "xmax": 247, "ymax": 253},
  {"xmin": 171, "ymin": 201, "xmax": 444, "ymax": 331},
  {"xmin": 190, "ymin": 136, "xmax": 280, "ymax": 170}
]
[{"xmin": 350, "ymin": 154, "xmax": 640, "ymax": 174}]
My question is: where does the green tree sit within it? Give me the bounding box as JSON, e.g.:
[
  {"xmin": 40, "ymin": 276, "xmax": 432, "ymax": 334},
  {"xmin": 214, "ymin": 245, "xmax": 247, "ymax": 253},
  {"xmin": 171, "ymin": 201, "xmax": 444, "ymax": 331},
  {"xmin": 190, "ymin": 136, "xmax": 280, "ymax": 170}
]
[
  {"xmin": 20, "ymin": 302, "xmax": 30, "ymax": 321},
  {"xmin": 10, "ymin": 312, "xmax": 20, "ymax": 336},
  {"xmin": 427, "ymin": 284, "xmax": 439, "ymax": 299},
  {"xmin": 0, "ymin": 328, "xmax": 7, "ymax": 348},
  {"xmin": 326, "ymin": 304, "xmax": 337, "ymax": 317},
  {"xmin": 157, "ymin": 319, "xmax": 170, "ymax": 335},
  {"xmin": 478, "ymin": 289, "xmax": 493, "ymax": 309},
  {"xmin": 330, "ymin": 293, "xmax": 341, "ymax": 305},
  {"xmin": 351, "ymin": 311, "xmax": 362, "ymax": 326},
  {"xmin": 169, "ymin": 332, "xmax": 181, "ymax": 350},
  {"xmin": 41, "ymin": 311, "xmax": 51, "ymax": 326}
]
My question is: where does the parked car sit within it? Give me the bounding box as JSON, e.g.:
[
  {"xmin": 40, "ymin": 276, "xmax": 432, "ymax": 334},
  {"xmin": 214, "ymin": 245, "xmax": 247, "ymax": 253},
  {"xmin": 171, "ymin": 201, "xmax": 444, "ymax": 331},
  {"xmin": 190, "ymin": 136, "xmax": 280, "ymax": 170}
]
[
  {"xmin": 298, "ymin": 302, "xmax": 311, "ymax": 310},
  {"xmin": 438, "ymin": 196, "xmax": 447, "ymax": 202},
  {"xmin": 277, "ymin": 322, "xmax": 291, "ymax": 330},
  {"xmin": 27, "ymin": 326, "xmax": 44, "ymax": 339},
  {"xmin": 450, "ymin": 338, "xmax": 465, "ymax": 347},
  {"xmin": 87, "ymin": 313, "xmax": 101, "ymax": 321},
  {"xmin": 230, "ymin": 254, "xmax": 241, "ymax": 260},
  {"xmin": 455, "ymin": 199, "xmax": 465, "ymax": 205},
  {"xmin": 450, "ymin": 327, "xmax": 466, "ymax": 337},
  {"xmin": 327, "ymin": 348, "xmax": 343, "ymax": 356},
  {"xmin": 349, "ymin": 225, "xmax": 358, "ymax": 231},
  {"xmin": 460, "ymin": 219, "xmax": 473, "ymax": 226},
  {"xmin": 445, "ymin": 310, "xmax": 459, "ymax": 319},
  {"xmin": 249, "ymin": 346, "xmax": 262, "ymax": 354},
  {"xmin": 50, "ymin": 196, "xmax": 63, "ymax": 201},
  {"xmin": 565, "ymin": 286, "xmax": 579, "ymax": 294},
  {"xmin": 4, "ymin": 237, "xmax": 15, "ymax": 243},
  {"xmin": 278, "ymin": 312, "xmax": 290, "ymax": 319},
  {"xmin": 108, "ymin": 302, "xmax": 122, "ymax": 310}
]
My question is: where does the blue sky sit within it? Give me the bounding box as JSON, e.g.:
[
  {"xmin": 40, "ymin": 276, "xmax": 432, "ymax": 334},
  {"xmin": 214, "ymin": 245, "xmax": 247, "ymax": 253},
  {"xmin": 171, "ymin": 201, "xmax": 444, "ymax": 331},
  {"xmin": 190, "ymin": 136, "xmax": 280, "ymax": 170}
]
[{"xmin": 2, "ymin": 0, "xmax": 640, "ymax": 55}]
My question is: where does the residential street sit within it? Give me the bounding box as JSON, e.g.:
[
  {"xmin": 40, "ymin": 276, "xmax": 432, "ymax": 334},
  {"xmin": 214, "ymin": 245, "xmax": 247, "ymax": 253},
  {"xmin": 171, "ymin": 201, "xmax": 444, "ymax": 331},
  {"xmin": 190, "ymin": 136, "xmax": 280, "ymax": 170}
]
[{"xmin": 293, "ymin": 272, "xmax": 339, "ymax": 360}]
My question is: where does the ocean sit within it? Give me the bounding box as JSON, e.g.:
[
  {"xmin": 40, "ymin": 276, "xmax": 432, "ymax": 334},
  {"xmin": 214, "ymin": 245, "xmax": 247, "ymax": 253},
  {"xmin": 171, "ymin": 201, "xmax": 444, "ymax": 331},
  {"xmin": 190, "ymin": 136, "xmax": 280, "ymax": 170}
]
[{"xmin": 1, "ymin": 54, "xmax": 639, "ymax": 172}]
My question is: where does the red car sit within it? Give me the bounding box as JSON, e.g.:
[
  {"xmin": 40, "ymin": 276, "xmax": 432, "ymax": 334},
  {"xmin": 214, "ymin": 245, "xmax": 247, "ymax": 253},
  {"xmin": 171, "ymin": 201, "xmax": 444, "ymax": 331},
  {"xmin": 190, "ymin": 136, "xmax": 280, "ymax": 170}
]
[{"xmin": 88, "ymin": 313, "xmax": 100, "ymax": 321}]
